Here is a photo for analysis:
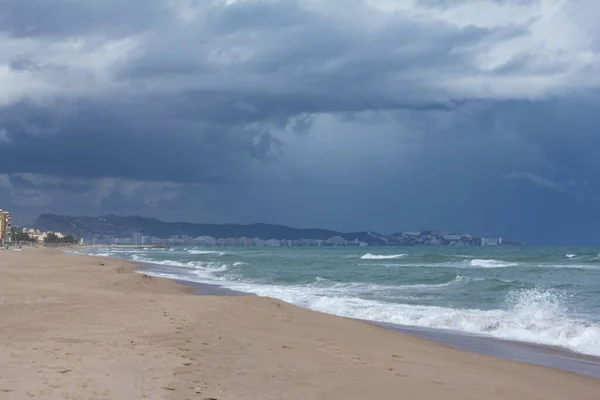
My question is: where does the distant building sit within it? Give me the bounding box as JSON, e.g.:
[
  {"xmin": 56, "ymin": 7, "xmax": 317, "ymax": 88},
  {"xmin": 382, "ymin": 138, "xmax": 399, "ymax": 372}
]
[
  {"xmin": 196, "ymin": 236, "xmax": 217, "ymax": 246},
  {"xmin": 266, "ymin": 239, "xmax": 281, "ymax": 247},
  {"xmin": 481, "ymin": 237, "xmax": 502, "ymax": 246},
  {"xmin": 114, "ymin": 237, "xmax": 132, "ymax": 245},
  {"xmin": 442, "ymin": 234, "xmax": 461, "ymax": 241},
  {"xmin": 150, "ymin": 236, "xmax": 165, "ymax": 245},
  {"xmin": 0, "ymin": 209, "xmax": 11, "ymax": 243},
  {"xmin": 132, "ymin": 232, "xmax": 143, "ymax": 245},
  {"xmin": 21, "ymin": 227, "xmax": 64, "ymax": 242}
]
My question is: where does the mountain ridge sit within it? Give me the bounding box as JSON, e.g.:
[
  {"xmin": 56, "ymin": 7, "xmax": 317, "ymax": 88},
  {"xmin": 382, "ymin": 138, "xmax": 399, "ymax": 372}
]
[
  {"xmin": 33, "ymin": 213, "xmax": 389, "ymax": 244},
  {"xmin": 32, "ymin": 213, "xmax": 514, "ymax": 246}
]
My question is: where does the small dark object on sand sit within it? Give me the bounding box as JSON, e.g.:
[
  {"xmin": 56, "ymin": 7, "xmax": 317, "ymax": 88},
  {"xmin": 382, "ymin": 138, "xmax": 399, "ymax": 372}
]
[{"xmin": 100, "ymin": 263, "xmax": 105, "ymax": 266}]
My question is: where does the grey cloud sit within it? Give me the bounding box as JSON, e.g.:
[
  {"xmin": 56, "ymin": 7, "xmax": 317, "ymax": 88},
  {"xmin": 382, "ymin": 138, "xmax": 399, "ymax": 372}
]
[
  {"xmin": 0, "ymin": 129, "xmax": 9, "ymax": 144},
  {"xmin": 287, "ymin": 114, "xmax": 316, "ymax": 136},
  {"xmin": 1, "ymin": 0, "xmax": 600, "ymax": 244},
  {"xmin": 8, "ymin": 56, "xmax": 39, "ymax": 72},
  {"xmin": 8, "ymin": 174, "xmax": 36, "ymax": 188},
  {"xmin": 57, "ymin": 181, "xmax": 93, "ymax": 193},
  {"xmin": 0, "ymin": 0, "xmax": 166, "ymax": 37},
  {"xmin": 249, "ymin": 132, "xmax": 283, "ymax": 162}
]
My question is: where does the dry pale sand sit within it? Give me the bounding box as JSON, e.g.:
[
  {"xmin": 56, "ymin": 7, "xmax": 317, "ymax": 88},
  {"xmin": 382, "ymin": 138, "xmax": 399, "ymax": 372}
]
[{"xmin": 0, "ymin": 248, "xmax": 598, "ymax": 400}]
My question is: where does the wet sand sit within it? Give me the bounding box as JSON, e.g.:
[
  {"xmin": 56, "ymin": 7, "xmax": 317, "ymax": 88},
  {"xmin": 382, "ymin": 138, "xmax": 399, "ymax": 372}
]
[
  {"xmin": 177, "ymin": 280, "xmax": 254, "ymax": 296},
  {"xmin": 382, "ymin": 324, "xmax": 600, "ymax": 379},
  {"xmin": 1, "ymin": 247, "xmax": 599, "ymax": 399},
  {"xmin": 145, "ymin": 261, "xmax": 600, "ymax": 378}
]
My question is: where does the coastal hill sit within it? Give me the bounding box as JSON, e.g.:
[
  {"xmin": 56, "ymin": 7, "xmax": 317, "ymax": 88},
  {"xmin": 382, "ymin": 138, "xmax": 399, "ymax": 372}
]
[
  {"xmin": 32, "ymin": 213, "xmax": 516, "ymax": 246},
  {"xmin": 33, "ymin": 213, "xmax": 389, "ymax": 245}
]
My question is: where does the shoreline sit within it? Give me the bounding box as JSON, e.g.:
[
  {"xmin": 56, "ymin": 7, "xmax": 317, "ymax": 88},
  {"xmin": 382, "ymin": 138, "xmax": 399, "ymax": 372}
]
[
  {"xmin": 1, "ymin": 248, "xmax": 599, "ymax": 399},
  {"xmin": 381, "ymin": 323, "xmax": 600, "ymax": 379},
  {"xmin": 135, "ymin": 259, "xmax": 600, "ymax": 378}
]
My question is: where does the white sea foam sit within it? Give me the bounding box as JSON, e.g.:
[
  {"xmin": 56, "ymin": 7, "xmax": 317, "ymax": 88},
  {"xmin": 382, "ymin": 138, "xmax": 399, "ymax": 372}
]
[
  {"xmin": 75, "ymin": 249, "xmax": 600, "ymax": 357},
  {"xmin": 141, "ymin": 265, "xmax": 600, "ymax": 356},
  {"xmin": 66, "ymin": 249, "xmax": 113, "ymax": 257},
  {"xmin": 566, "ymin": 254, "xmax": 577, "ymax": 259},
  {"xmin": 468, "ymin": 259, "xmax": 518, "ymax": 268},
  {"xmin": 188, "ymin": 250, "xmax": 225, "ymax": 255},
  {"xmin": 226, "ymin": 285, "xmax": 600, "ymax": 357},
  {"xmin": 306, "ymin": 276, "xmax": 466, "ymax": 293},
  {"xmin": 361, "ymin": 253, "xmax": 407, "ymax": 260},
  {"xmin": 378, "ymin": 260, "xmax": 518, "ymax": 269},
  {"xmin": 132, "ymin": 255, "xmax": 231, "ymax": 276},
  {"xmin": 233, "ymin": 262, "xmax": 247, "ymax": 266}
]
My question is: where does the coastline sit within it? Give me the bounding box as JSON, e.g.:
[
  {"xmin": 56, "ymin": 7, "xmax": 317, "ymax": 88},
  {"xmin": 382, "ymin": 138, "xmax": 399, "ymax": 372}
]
[
  {"xmin": 381, "ymin": 323, "xmax": 600, "ymax": 379},
  {"xmin": 136, "ymin": 259, "xmax": 600, "ymax": 379},
  {"xmin": 1, "ymin": 248, "xmax": 599, "ymax": 399}
]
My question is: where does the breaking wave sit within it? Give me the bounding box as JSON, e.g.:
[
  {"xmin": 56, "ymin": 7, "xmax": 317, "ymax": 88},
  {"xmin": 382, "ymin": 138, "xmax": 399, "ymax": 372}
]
[
  {"xmin": 236, "ymin": 286, "xmax": 600, "ymax": 357},
  {"xmin": 468, "ymin": 259, "xmax": 518, "ymax": 268},
  {"xmin": 188, "ymin": 250, "xmax": 225, "ymax": 255},
  {"xmin": 361, "ymin": 253, "xmax": 407, "ymax": 260},
  {"xmin": 67, "ymin": 246, "xmax": 600, "ymax": 357}
]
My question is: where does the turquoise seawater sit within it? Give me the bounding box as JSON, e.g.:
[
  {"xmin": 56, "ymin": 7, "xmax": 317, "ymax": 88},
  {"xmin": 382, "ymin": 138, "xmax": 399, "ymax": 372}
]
[{"xmin": 77, "ymin": 246, "xmax": 600, "ymax": 356}]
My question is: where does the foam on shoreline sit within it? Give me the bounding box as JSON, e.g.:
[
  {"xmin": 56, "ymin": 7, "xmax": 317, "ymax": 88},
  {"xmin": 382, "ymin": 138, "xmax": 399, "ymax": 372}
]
[{"xmin": 134, "ymin": 260, "xmax": 600, "ymax": 378}]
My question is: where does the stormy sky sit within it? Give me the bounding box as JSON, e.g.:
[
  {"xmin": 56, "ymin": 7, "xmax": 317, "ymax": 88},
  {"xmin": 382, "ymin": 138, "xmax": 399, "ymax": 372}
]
[{"xmin": 1, "ymin": 0, "xmax": 600, "ymax": 244}]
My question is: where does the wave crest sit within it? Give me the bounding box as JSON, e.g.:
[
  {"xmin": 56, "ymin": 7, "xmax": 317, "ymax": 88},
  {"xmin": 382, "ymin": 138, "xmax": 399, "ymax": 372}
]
[
  {"xmin": 468, "ymin": 259, "xmax": 518, "ymax": 268},
  {"xmin": 294, "ymin": 288, "xmax": 600, "ymax": 356},
  {"xmin": 361, "ymin": 253, "xmax": 406, "ymax": 260},
  {"xmin": 188, "ymin": 250, "xmax": 225, "ymax": 255}
]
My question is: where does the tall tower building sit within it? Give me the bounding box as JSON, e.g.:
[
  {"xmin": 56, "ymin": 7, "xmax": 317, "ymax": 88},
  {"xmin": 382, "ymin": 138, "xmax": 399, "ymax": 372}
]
[
  {"xmin": 132, "ymin": 232, "xmax": 142, "ymax": 245},
  {"xmin": 0, "ymin": 209, "xmax": 12, "ymax": 243}
]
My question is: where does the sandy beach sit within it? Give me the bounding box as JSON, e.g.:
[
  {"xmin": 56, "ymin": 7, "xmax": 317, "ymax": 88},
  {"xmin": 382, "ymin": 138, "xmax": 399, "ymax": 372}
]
[{"xmin": 0, "ymin": 248, "xmax": 598, "ymax": 399}]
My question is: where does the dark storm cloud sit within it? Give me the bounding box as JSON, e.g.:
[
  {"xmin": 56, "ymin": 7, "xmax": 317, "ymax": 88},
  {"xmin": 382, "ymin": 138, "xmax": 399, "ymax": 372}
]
[
  {"xmin": 0, "ymin": 0, "xmax": 491, "ymax": 184},
  {"xmin": 1, "ymin": 0, "xmax": 600, "ymax": 243},
  {"xmin": 0, "ymin": 98, "xmax": 280, "ymax": 183},
  {"xmin": 8, "ymin": 174, "xmax": 35, "ymax": 188},
  {"xmin": 57, "ymin": 180, "xmax": 93, "ymax": 194},
  {"xmin": 0, "ymin": 0, "xmax": 167, "ymax": 37}
]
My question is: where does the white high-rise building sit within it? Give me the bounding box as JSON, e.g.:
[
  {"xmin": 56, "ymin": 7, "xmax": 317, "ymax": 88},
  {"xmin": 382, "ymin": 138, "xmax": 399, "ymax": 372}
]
[{"xmin": 132, "ymin": 232, "xmax": 143, "ymax": 245}]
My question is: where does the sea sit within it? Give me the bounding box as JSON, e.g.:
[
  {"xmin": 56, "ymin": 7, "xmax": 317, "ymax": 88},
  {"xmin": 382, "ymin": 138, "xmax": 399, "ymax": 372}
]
[{"xmin": 74, "ymin": 245, "xmax": 600, "ymax": 375}]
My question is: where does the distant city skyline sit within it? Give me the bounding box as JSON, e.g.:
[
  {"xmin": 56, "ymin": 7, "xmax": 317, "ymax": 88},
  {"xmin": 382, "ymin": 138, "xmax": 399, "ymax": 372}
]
[
  {"xmin": 28, "ymin": 213, "xmax": 514, "ymax": 247},
  {"xmin": 102, "ymin": 231, "xmax": 508, "ymax": 248}
]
